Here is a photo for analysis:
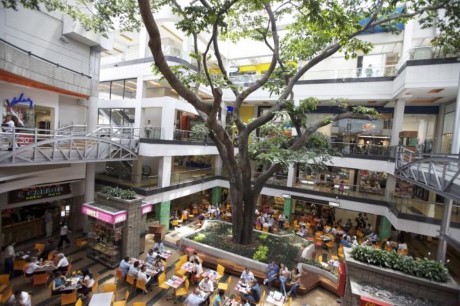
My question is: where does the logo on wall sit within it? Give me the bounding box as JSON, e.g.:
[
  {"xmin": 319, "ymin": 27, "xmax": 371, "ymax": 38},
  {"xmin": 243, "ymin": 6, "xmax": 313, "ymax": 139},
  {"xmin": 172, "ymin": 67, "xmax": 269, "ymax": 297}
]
[
  {"xmin": 8, "ymin": 184, "xmax": 71, "ymax": 204},
  {"xmin": 7, "ymin": 93, "xmax": 34, "ymax": 109}
]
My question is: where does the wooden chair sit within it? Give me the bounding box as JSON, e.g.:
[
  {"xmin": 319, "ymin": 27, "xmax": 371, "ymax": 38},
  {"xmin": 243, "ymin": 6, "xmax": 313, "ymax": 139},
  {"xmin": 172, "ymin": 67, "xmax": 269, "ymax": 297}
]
[
  {"xmin": 135, "ymin": 279, "xmax": 147, "ymax": 294},
  {"xmin": 157, "ymin": 273, "xmax": 170, "ymax": 290},
  {"xmin": 218, "ymin": 275, "xmax": 231, "ymax": 291},
  {"xmin": 0, "ymin": 286, "xmax": 13, "ymax": 304},
  {"xmin": 116, "ymin": 269, "xmax": 124, "ymax": 283},
  {"xmin": 126, "ymin": 274, "xmax": 135, "ymax": 287},
  {"xmin": 61, "ymin": 290, "xmax": 77, "ymax": 306},
  {"xmin": 0, "ymin": 274, "xmax": 10, "ymax": 285},
  {"xmin": 175, "ymin": 279, "xmax": 189, "ymax": 300},
  {"xmin": 35, "ymin": 243, "xmax": 45, "ymax": 254},
  {"xmin": 13, "ymin": 259, "xmax": 27, "ymax": 272},
  {"xmin": 102, "ymin": 282, "xmax": 117, "ymax": 294},
  {"xmin": 33, "ymin": 273, "xmax": 49, "ymax": 286}
]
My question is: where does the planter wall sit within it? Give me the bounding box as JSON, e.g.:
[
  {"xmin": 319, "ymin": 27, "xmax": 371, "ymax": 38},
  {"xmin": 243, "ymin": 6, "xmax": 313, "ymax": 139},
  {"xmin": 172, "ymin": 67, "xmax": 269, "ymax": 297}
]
[
  {"xmin": 343, "ymin": 247, "xmax": 460, "ymax": 305},
  {"xmin": 298, "ymin": 263, "xmax": 338, "ymax": 283}
]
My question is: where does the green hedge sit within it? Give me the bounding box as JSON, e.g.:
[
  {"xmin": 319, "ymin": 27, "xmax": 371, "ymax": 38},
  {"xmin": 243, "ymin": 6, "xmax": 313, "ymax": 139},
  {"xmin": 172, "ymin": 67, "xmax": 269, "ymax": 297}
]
[{"xmin": 351, "ymin": 245, "xmax": 449, "ymax": 283}]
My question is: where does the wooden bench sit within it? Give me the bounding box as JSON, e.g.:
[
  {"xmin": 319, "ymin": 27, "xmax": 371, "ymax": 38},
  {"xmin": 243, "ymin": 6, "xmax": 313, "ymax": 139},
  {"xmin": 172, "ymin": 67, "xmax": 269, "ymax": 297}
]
[{"xmin": 187, "ymin": 249, "xmax": 320, "ymax": 295}]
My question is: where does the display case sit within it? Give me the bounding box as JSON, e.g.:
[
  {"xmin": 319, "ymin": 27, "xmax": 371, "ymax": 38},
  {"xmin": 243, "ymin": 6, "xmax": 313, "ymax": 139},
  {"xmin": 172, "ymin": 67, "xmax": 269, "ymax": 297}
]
[
  {"xmin": 82, "ymin": 203, "xmax": 127, "ymax": 268},
  {"xmin": 87, "ymin": 219, "xmax": 123, "ymax": 268}
]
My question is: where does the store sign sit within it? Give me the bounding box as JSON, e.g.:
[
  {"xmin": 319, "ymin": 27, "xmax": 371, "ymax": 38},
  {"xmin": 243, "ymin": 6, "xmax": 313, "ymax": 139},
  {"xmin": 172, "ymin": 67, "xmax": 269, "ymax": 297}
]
[
  {"xmin": 81, "ymin": 204, "xmax": 127, "ymax": 224},
  {"xmin": 141, "ymin": 202, "xmax": 153, "ymax": 215},
  {"xmin": 359, "ymin": 296, "xmax": 392, "ymax": 306},
  {"xmin": 9, "ymin": 183, "xmax": 71, "ymax": 204}
]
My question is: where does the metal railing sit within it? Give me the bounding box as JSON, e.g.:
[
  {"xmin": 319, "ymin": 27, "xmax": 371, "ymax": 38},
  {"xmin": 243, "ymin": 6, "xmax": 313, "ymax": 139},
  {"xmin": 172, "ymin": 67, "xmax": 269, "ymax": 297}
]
[
  {"xmin": 173, "ymin": 129, "xmax": 210, "ymax": 143},
  {"xmin": 141, "ymin": 125, "xmax": 163, "ymax": 139},
  {"xmin": 330, "ymin": 142, "xmax": 396, "ymax": 159}
]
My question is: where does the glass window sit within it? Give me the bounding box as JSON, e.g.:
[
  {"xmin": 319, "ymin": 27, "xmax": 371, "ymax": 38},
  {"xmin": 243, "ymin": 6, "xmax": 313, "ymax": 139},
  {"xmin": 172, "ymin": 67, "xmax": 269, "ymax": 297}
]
[
  {"xmin": 98, "ymin": 108, "xmax": 135, "ymax": 126},
  {"xmin": 111, "ymin": 80, "xmax": 124, "ymax": 100},
  {"xmin": 98, "ymin": 82, "xmax": 111, "ymax": 100},
  {"xmin": 124, "ymin": 79, "xmax": 137, "ymax": 99},
  {"xmin": 98, "ymin": 108, "xmax": 111, "ymax": 125}
]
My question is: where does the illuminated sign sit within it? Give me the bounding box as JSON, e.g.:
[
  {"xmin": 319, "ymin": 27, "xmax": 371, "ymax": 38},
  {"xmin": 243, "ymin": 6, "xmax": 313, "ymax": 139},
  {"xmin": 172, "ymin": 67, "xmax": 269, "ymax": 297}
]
[
  {"xmin": 9, "ymin": 184, "xmax": 71, "ymax": 204},
  {"xmin": 81, "ymin": 203, "xmax": 127, "ymax": 224},
  {"xmin": 141, "ymin": 202, "xmax": 153, "ymax": 215},
  {"xmin": 359, "ymin": 296, "xmax": 392, "ymax": 306}
]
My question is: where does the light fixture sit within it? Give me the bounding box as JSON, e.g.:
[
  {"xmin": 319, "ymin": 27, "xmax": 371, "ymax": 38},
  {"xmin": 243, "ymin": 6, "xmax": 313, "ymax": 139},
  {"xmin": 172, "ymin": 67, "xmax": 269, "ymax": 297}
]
[
  {"xmin": 329, "ymin": 201, "xmax": 340, "ymax": 207},
  {"xmin": 281, "ymin": 194, "xmax": 291, "ymax": 198},
  {"xmin": 60, "ymin": 36, "xmax": 70, "ymax": 43}
]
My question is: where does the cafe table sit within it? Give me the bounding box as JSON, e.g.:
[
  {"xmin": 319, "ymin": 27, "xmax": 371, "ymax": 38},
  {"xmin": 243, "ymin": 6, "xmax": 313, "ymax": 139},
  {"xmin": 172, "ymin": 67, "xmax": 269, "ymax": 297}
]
[
  {"xmin": 181, "ymin": 261, "xmax": 195, "ymax": 273},
  {"xmin": 34, "ymin": 261, "xmax": 56, "ymax": 273},
  {"xmin": 165, "ymin": 275, "xmax": 185, "ymax": 300},
  {"xmin": 223, "ymin": 297, "xmax": 242, "ymax": 306},
  {"xmin": 89, "ymin": 292, "xmax": 114, "ymax": 306},
  {"xmin": 159, "ymin": 250, "xmax": 172, "ymax": 260},
  {"xmin": 201, "ymin": 269, "xmax": 221, "ymax": 282},
  {"xmin": 265, "ymin": 290, "xmax": 285, "ymax": 306},
  {"xmin": 234, "ymin": 280, "xmax": 250, "ymax": 294}
]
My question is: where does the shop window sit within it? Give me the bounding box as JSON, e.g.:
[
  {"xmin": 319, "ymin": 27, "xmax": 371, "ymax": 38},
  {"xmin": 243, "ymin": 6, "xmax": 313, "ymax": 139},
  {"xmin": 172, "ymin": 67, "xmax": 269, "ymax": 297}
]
[
  {"xmin": 97, "ymin": 78, "xmax": 138, "ymax": 100},
  {"xmin": 97, "ymin": 108, "xmax": 135, "ymax": 127},
  {"xmin": 61, "ymin": 205, "xmax": 70, "ymax": 218}
]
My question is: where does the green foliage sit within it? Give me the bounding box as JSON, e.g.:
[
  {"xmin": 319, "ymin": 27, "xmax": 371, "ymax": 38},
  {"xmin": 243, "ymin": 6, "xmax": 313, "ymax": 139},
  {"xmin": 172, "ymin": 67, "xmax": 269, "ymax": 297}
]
[
  {"xmin": 303, "ymin": 259, "xmax": 338, "ymax": 276},
  {"xmin": 351, "ymin": 245, "xmax": 449, "ymax": 283},
  {"xmin": 253, "ymin": 245, "xmax": 269, "ymax": 262},
  {"xmin": 190, "ymin": 123, "xmax": 209, "ymax": 141},
  {"xmin": 258, "ymin": 233, "xmax": 268, "ymax": 240},
  {"xmin": 193, "ymin": 233, "xmax": 206, "ymax": 242},
  {"xmin": 100, "ymin": 186, "xmax": 136, "ymax": 200}
]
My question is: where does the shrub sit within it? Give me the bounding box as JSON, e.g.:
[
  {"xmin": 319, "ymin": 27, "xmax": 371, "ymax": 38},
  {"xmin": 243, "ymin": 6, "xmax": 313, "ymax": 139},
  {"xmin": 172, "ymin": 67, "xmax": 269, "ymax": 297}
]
[
  {"xmin": 100, "ymin": 186, "xmax": 136, "ymax": 200},
  {"xmin": 193, "ymin": 233, "xmax": 206, "ymax": 242},
  {"xmin": 253, "ymin": 245, "xmax": 269, "ymax": 262},
  {"xmin": 351, "ymin": 245, "xmax": 449, "ymax": 283}
]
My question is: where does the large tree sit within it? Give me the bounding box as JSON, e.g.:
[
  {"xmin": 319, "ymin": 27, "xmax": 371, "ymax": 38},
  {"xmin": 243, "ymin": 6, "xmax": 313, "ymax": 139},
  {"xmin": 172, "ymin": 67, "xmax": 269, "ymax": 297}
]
[{"xmin": 4, "ymin": 0, "xmax": 458, "ymax": 244}]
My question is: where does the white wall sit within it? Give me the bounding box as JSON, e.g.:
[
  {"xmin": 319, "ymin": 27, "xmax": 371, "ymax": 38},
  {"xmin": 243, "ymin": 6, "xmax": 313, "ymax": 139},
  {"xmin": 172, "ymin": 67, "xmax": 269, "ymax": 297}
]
[
  {"xmin": 58, "ymin": 96, "xmax": 87, "ymax": 126},
  {"xmin": 0, "ymin": 7, "xmax": 91, "ymax": 75}
]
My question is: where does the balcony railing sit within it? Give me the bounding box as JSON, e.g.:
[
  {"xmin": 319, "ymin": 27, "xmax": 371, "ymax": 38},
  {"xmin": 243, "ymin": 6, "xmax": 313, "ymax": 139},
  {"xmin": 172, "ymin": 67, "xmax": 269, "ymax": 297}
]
[
  {"xmin": 330, "ymin": 142, "xmax": 396, "ymax": 159},
  {"xmin": 141, "ymin": 125, "xmax": 163, "ymax": 139},
  {"xmin": 173, "ymin": 129, "xmax": 210, "ymax": 143}
]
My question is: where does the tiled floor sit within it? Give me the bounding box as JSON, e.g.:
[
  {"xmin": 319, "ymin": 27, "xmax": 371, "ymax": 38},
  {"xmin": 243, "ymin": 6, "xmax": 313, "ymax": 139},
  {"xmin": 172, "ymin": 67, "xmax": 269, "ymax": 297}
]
[{"xmin": 9, "ymin": 230, "xmax": 339, "ymax": 306}]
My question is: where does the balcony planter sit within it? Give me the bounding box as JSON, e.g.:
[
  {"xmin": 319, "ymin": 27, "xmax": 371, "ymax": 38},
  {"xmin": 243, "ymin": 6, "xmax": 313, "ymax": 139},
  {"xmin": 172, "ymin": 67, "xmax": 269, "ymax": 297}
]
[
  {"xmin": 343, "ymin": 247, "xmax": 460, "ymax": 305},
  {"xmin": 298, "ymin": 262, "xmax": 338, "ymax": 283}
]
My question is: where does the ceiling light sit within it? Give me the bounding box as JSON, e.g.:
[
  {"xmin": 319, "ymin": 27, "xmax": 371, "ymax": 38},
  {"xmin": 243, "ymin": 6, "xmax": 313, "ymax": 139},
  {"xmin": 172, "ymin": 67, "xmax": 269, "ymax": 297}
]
[{"xmin": 120, "ymin": 34, "xmax": 133, "ymax": 42}]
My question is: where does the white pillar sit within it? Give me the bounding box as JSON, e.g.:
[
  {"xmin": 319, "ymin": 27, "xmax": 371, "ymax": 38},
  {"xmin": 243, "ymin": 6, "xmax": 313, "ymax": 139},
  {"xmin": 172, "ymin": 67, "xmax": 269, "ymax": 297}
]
[
  {"xmin": 138, "ymin": 27, "xmax": 148, "ymax": 58},
  {"xmin": 399, "ymin": 20, "xmax": 414, "ymax": 66},
  {"xmin": 159, "ymin": 156, "xmax": 172, "ymax": 188},
  {"xmin": 287, "ymin": 164, "xmax": 295, "ymax": 187},
  {"xmin": 390, "ymin": 98, "xmax": 406, "ymax": 146},
  {"xmin": 433, "ymin": 104, "xmax": 445, "ymax": 153},
  {"xmin": 161, "ymin": 106, "xmax": 176, "ymax": 140}
]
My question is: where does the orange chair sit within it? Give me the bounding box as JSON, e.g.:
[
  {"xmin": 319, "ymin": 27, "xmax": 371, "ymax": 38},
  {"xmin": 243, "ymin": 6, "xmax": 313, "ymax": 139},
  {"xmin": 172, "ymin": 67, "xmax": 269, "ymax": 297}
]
[
  {"xmin": 92, "ymin": 280, "xmax": 99, "ymax": 293},
  {"xmin": 0, "ymin": 287, "xmax": 13, "ymax": 304},
  {"xmin": 175, "ymin": 279, "xmax": 189, "ymax": 300},
  {"xmin": 13, "ymin": 259, "xmax": 27, "ymax": 272},
  {"xmin": 216, "ymin": 264, "xmax": 225, "ymax": 281},
  {"xmin": 133, "ymin": 303, "xmax": 147, "ymax": 306},
  {"xmin": 116, "ymin": 269, "xmax": 124, "ymax": 283},
  {"xmin": 135, "ymin": 279, "xmax": 147, "ymax": 294},
  {"xmin": 256, "ymin": 224, "xmax": 262, "ymax": 230},
  {"xmin": 112, "ymin": 301, "xmax": 127, "ymax": 306},
  {"xmin": 75, "ymin": 298, "xmax": 83, "ymax": 306},
  {"xmin": 157, "ymin": 273, "xmax": 170, "ymax": 290},
  {"xmin": 175, "ymin": 262, "xmax": 187, "ymax": 277},
  {"xmin": 126, "ymin": 274, "xmax": 135, "ymax": 287},
  {"xmin": 61, "ymin": 290, "xmax": 77, "ymax": 305},
  {"xmin": 35, "ymin": 243, "xmax": 45, "ymax": 254},
  {"xmin": 218, "ymin": 276, "xmax": 231, "ymax": 291},
  {"xmin": 102, "ymin": 282, "xmax": 117, "ymax": 294},
  {"xmin": 33, "ymin": 273, "xmax": 49, "ymax": 286},
  {"xmin": 0, "ymin": 274, "xmax": 10, "ymax": 286}
]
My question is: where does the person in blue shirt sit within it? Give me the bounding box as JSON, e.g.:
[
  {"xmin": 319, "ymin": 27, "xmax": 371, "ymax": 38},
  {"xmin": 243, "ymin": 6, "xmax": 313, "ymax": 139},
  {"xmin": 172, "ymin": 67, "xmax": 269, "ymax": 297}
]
[
  {"xmin": 145, "ymin": 249, "xmax": 156, "ymax": 264},
  {"xmin": 153, "ymin": 239, "xmax": 165, "ymax": 253},
  {"xmin": 213, "ymin": 289, "xmax": 225, "ymax": 306},
  {"xmin": 243, "ymin": 280, "xmax": 261, "ymax": 304},
  {"xmin": 119, "ymin": 257, "xmax": 130, "ymax": 278},
  {"xmin": 263, "ymin": 260, "xmax": 279, "ymax": 289}
]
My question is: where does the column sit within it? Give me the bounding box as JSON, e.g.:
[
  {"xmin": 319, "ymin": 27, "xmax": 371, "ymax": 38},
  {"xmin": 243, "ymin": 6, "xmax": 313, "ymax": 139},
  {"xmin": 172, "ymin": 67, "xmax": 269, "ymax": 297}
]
[
  {"xmin": 378, "ymin": 216, "xmax": 392, "ymax": 240},
  {"xmin": 287, "ymin": 164, "xmax": 295, "ymax": 187},
  {"xmin": 433, "ymin": 104, "xmax": 446, "ymax": 153},
  {"xmin": 138, "ymin": 27, "xmax": 148, "ymax": 58},
  {"xmin": 437, "ymin": 75, "xmax": 460, "ymax": 262},
  {"xmin": 385, "ymin": 175, "xmax": 396, "ymax": 201},
  {"xmin": 283, "ymin": 198, "xmax": 292, "ymax": 220},
  {"xmin": 212, "ymin": 187, "xmax": 221, "ymax": 205},
  {"xmin": 399, "ymin": 20, "xmax": 414, "ymax": 65},
  {"xmin": 161, "ymin": 106, "xmax": 176, "ymax": 140},
  {"xmin": 131, "ymin": 157, "xmax": 143, "ymax": 184},
  {"xmin": 156, "ymin": 201, "xmax": 171, "ymax": 231},
  {"xmin": 158, "ymin": 156, "xmax": 172, "ymax": 188},
  {"xmin": 390, "ymin": 98, "xmax": 406, "ymax": 146}
]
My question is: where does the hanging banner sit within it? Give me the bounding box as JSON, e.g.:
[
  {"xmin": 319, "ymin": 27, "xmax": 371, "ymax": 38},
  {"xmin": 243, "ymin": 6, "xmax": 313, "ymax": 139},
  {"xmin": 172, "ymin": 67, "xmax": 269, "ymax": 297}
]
[
  {"xmin": 141, "ymin": 201, "xmax": 153, "ymax": 215},
  {"xmin": 81, "ymin": 203, "xmax": 127, "ymax": 224}
]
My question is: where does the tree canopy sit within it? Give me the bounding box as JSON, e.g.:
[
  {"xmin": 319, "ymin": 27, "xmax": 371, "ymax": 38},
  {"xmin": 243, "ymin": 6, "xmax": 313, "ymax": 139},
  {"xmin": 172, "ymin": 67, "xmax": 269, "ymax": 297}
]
[{"xmin": 3, "ymin": 0, "xmax": 459, "ymax": 244}]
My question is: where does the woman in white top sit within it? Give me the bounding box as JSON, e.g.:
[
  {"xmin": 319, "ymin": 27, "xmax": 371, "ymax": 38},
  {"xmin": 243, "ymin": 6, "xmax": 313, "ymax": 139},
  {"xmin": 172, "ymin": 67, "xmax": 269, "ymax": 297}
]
[
  {"xmin": 9, "ymin": 290, "xmax": 31, "ymax": 306},
  {"xmin": 78, "ymin": 269, "xmax": 95, "ymax": 297},
  {"xmin": 278, "ymin": 263, "xmax": 290, "ymax": 296},
  {"xmin": 190, "ymin": 258, "xmax": 203, "ymax": 284}
]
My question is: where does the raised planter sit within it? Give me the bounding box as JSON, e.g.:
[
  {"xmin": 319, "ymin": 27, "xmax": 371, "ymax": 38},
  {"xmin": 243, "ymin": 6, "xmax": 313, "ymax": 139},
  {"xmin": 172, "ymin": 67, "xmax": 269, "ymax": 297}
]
[
  {"xmin": 298, "ymin": 263, "xmax": 338, "ymax": 283},
  {"xmin": 343, "ymin": 247, "xmax": 460, "ymax": 305}
]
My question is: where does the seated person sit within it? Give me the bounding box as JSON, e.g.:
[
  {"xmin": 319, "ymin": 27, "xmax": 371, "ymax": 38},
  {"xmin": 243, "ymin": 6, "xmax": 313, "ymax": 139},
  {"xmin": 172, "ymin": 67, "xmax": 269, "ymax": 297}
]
[
  {"xmin": 339, "ymin": 235, "xmax": 351, "ymax": 248},
  {"xmin": 185, "ymin": 288, "xmax": 206, "ymax": 306},
  {"xmin": 297, "ymin": 225, "xmax": 307, "ymax": 237},
  {"xmin": 119, "ymin": 257, "xmax": 131, "ymax": 277},
  {"xmin": 367, "ymin": 232, "xmax": 378, "ymax": 243},
  {"xmin": 25, "ymin": 257, "xmax": 45, "ymax": 277},
  {"xmin": 128, "ymin": 261, "xmax": 140, "ymax": 279},
  {"xmin": 199, "ymin": 276, "xmax": 214, "ymax": 304},
  {"xmin": 287, "ymin": 267, "xmax": 301, "ymax": 298},
  {"xmin": 9, "ymin": 290, "xmax": 31, "ymax": 306},
  {"xmin": 262, "ymin": 260, "xmax": 279, "ymax": 289},
  {"xmin": 242, "ymin": 280, "xmax": 261, "ymax": 305},
  {"xmin": 240, "ymin": 266, "xmax": 255, "ymax": 283},
  {"xmin": 151, "ymin": 257, "xmax": 165, "ymax": 284},
  {"xmin": 153, "ymin": 239, "xmax": 165, "ymax": 253},
  {"xmin": 137, "ymin": 265, "xmax": 153, "ymax": 292},
  {"xmin": 145, "ymin": 249, "xmax": 156, "ymax": 265},
  {"xmin": 53, "ymin": 253, "xmax": 69, "ymax": 273},
  {"xmin": 189, "ymin": 251, "xmax": 202, "ymax": 263},
  {"xmin": 190, "ymin": 258, "xmax": 203, "ymax": 284},
  {"xmin": 51, "ymin": 271, "xmax": 70, "ymax": 295},
  {"xmin": 77, "ymin": 269, "xmax": 95, "ymax": 299},
  {"xmin": 398, "ymin": 242, "xmax": 408, "ymax": 250},
  {"xmin": 213, "ymin": 289, "xmax": 225, "ymax": 306}
]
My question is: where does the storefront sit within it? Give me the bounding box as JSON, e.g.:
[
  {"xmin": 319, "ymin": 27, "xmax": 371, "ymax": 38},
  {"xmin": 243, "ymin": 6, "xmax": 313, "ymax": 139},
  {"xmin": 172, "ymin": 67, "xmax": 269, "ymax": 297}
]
[
  {"xmin": 82, "ymin": 199, "xmax": 154, "ymax": 268},
  {"xmin": 1, "ymin": 182, "xmax": 84, "ymax": 246}
]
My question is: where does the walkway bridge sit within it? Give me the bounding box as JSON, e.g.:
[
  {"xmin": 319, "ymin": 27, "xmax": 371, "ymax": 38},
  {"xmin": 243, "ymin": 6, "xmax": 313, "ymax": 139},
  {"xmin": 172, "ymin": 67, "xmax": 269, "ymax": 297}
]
[
  {"xmin": 395, "ymin": 147, "xmax": 460, "ymax": 203},
  {"xmin": 0, "ymin": 125, "xmax": 139, "ymax": 166}
]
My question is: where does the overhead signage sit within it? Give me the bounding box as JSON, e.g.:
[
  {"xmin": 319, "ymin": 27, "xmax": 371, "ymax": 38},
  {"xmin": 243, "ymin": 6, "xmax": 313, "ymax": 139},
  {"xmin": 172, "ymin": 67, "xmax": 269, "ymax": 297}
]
[
  {"xmin": 81, "ymin": 203, "xmax": 127, "ymax": 224},
  {"xmin": 9, "ymin": 183, "xmax": 71, "ymax": 204},
  {"xmin": 141, "ymin": 201, "xmax": 153, "ymax": 215}
]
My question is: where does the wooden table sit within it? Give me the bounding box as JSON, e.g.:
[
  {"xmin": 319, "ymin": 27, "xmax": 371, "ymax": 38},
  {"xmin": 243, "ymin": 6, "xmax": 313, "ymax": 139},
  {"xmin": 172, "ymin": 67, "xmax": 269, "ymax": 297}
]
[
  {"xmin": 89, "ymin": 292, "xmax": 114, "ymax": 306},
  {"xmin": 265, "ymin": 290, "xmax": 285, "ymax": 306}
]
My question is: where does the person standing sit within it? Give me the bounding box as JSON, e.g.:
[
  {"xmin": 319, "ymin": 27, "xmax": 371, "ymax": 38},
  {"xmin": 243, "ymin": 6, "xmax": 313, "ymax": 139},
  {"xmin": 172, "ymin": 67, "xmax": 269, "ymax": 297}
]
[
  {"xmin": 2, "ymin": 115, "xmax": 17, "ymax": 151},
  {"xmin": 3, "ymin": 241, "xmax": 15, "ymax": 277},
  {"xmin": 58, "ymin": 221, "xmax": 71, "ymax": 248},
  {"xmin": 145, "ymin": 120, "xmax": 153, "ymax": 138},
  {"xmin": 339, "ymin": 181, "xmax": 345, "ymax": 195},
  {"xmin": 44, "ymin": 209, "xmax": 53, "ymax": 237}
]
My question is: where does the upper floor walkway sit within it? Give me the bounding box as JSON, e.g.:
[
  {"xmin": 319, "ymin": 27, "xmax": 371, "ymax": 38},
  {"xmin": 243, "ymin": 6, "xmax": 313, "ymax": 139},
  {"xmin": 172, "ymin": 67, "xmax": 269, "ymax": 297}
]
[{"xmin": 0, "ymin": 125, "xmax": 139, "ymax": 166}]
